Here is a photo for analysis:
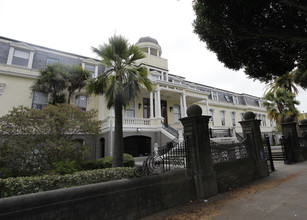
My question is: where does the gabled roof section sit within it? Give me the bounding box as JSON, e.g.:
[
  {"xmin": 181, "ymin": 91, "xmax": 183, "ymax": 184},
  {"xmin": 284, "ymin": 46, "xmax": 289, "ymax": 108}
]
[
  {"xmin": 81, "ymin": 58, "xmax": 100, "ymax": 65},
  {"xmin": 9, "ymin": 42, "xmax": 35, "ymax": 51}
]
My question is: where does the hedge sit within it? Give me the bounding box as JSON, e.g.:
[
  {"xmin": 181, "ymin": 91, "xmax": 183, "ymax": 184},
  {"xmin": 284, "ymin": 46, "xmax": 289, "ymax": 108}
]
[
  {"xmin": 0, "ymin": 167, "xmax": 135, "ymax": 198},
  {"xmin": 81, "ymin": 153, "xmax": 135, "ymax": 170}
]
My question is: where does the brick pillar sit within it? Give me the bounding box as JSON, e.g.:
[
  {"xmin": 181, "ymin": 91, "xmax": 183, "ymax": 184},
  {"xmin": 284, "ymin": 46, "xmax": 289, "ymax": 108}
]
[
  {"xmin": 281, "ymin": 116, "xmax": 304, "ymax": 162},
  {"xmin": 180, "ymin": 104, "xmax": 217, "ymax": 198},
  {"xmin": 239, "ymin": 111, "xmax": 269, "ymax": 177}
]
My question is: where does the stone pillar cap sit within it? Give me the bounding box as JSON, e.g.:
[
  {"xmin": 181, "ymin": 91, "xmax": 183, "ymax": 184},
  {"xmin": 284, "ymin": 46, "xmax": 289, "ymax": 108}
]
[
  {"xmin": 284, "ymin": 116, "xmax": 294, "ymax": 122},
  {"xmin": 300, "ymin": 119, "xmax": 307, "ymax": 124},
  {"xmin": 187, "ymin": 104, "xmax": 202, "ymax": 117},
  {"xmin": 243, "ymin": 111, "xmax": 255, "ymax": 120}
]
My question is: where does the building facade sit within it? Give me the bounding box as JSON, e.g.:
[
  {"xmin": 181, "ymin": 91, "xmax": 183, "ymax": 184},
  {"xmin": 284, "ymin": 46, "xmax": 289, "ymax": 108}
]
[{"xmin": 0, "ymin": 36, "xmax": 278, "ymax": 159}]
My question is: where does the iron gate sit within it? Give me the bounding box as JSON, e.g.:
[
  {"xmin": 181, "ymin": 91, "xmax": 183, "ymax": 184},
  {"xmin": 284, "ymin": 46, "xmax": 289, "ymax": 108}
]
[
  {"xmin": 263, "ymin": 136, "xmax": 275, "ymax": 172},
  {"xmin": 134, "ymin": 138, "xmax": 189, "ymax": 176},
  {"xmin": 280, "ymin": 135, "xmax": 296, "ymax": 164}
]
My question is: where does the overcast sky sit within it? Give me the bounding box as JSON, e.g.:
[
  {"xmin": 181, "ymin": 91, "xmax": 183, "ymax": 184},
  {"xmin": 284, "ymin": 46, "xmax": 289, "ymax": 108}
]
[{"xmin": 2, "ymin": 0, "xmax": 307, "ymax": 112}]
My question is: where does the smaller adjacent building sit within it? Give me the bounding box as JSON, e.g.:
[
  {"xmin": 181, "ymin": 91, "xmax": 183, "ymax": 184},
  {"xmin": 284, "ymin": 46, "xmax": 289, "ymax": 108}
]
[{"xmin": 0, "ymin": 36, "xmax": 278, "ymax": 159}]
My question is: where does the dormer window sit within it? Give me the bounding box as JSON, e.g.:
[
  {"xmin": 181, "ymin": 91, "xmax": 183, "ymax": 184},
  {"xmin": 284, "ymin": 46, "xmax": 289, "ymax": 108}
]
[
  {"xmin": 82, "ymin": 59, "xmax": 99, "ymax": 78},
  {"xmin": 211, "ymin": 91, "xmax": 218, "ymax": 101},
  {"xmin": 233, "ymin": 96, "xmax": 239, "ymax": 104},
  {"xmin": 224, "ymin": 95, "xmax": 231, "ymax": 102},
  {"xmin": 7, "ymin": 43, "xmax": 35, "ymax": 68},
  {"xmin": 12, "ymin": 49, "xmax": 30, "ymax": 67},
  {"xmin": 46, "ymin": 58, "xmax": 58, "ymax": 65}
]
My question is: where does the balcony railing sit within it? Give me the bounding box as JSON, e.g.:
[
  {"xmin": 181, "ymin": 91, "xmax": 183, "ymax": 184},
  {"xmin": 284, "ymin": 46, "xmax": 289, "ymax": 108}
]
[
  {"xmin": 124, "ymin": 117, "xmax": 150, "ymax": 125},
  {"xmin": 101, "ymin": 117, "xmax": 163, "ymax": 130}
]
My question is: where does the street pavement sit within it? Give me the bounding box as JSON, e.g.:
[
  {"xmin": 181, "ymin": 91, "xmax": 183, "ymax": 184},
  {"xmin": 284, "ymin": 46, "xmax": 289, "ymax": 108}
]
[{"xmin": 140, "ymin": 161, "xmax": 307, "ymax": 220}]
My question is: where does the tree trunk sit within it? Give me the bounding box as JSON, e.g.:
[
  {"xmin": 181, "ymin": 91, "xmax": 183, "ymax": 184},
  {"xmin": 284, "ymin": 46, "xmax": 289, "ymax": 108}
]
[
  {"xmin": 112, "ymin": 98, "xmax": 124, "ymax": 167},
  {"xmin": 68, "ymin": 92, "xmax": 71, "ymax": 104}
]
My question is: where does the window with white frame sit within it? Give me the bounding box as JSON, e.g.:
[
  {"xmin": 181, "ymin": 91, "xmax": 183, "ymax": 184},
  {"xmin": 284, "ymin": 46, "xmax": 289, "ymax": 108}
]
[
  {"xmin": 124, "ymin": 101, "xmax": 135, "ymax": 117},
  {"xmin": 12, "ymin": 49, "xmax": 30, "ymax": 67},
  {"xmin": 212, "ymin": 91, "xmax": 218, "ymax": 101},
  {"xmin": 7, "ymin": 43, "xmax": 35, "ymax": 68},
  {"xmin": 84, "ymin": 63, "xmax": 96, "ymax": 78},
  {"xmin": 233, "ymin": 96, "xmax": 239, "ymax": 104},
  {"xmin": 262, "ymin": 115, "xmax": 267, "ymax": 126},
  {"xmin": 220, "ymin": 111, "xmax": 226, "ymax": 126},
  {"xmin": 231, "ymin": 112, "xmax": 236, "ymax": 126},
  {"xmin": 173, "ymin": 104, "xmax": 181, "ymax": 124},
  {"xmin": 209, "ymin": 109, "xmax": 214, "ymax": 126},
  {"xmin": 150, "ymin": 74, "xmax": 160, "ymax": 81},
  {"xmin": 32, "ymin": 91, "xmax": 48, "ymax": 110},
  {"xmin": 46, "ymin": 58, "xmax": 58, "ymax": 65},
  {"xmin": 75, "ymin": 95, "xmax": 87, "ymax": 110}
]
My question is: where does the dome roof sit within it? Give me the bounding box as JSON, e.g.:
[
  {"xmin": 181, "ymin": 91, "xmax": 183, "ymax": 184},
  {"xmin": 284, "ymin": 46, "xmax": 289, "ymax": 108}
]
[{"xmin": 137, "ymin": 37, "xmax": 159, "ymax": 45}]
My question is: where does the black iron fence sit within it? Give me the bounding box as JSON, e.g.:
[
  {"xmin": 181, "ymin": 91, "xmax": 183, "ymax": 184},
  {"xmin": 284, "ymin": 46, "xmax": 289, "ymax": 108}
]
[
  {"xmin": 135, "ymin": 138, "xmax": 188, "ymax": 176},
  {"xmin": 210, "ymin": 137, "xmax": 249, "ymax": 163}
]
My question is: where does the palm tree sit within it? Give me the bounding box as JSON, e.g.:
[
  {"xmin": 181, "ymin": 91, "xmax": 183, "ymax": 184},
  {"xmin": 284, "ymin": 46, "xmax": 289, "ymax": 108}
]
[
  {"xmin": 33, "ymin": 63, "xmax": 68, "ymax": 104},
  {"xmin": 265, "ymin": 71, "xmax": 299, "ymax": 94},
  {"xmin": 263, "ymin": 88, "xmax": 300, "ymax": 124},
  {"xmin": 67, "ymin": 65, "xmax": 91, "ymax": 103},
  {"xmin": 87, "ymin": 35, "xmax": 152, "ymax": 167}
]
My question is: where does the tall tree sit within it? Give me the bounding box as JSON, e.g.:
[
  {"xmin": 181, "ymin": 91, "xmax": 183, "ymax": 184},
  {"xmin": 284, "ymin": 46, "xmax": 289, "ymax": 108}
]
[
  {"xmin": 33, "ymin": 63, "xmax": 68, "ymax": 104},
  {"xmin": 265, "ymin": 71, "xmax": 299, "ymax": 94},
  {"xmin": 87, "ymin": 35, "xmax": 152, "ymax": 167},
  {"xmin": 33, "ymin": 63, "xmax": 90, "ymax": 104},
  {"xmin": 67, "ymin": 65, "xmax": 91, "ymax": 103},
  {"xmin": 263, "ymin": 88, "xmax": 300, "ymax": 124},
  {"xmin": 193, "ymin": 1, "xmax": 307, "ymax": 82}
]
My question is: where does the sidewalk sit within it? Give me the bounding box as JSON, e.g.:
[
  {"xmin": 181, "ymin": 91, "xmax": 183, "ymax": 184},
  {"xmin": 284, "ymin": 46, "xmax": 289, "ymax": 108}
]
[{"xmin": 140, "ymin": 161, "xmax": 307, "ymax": 220}]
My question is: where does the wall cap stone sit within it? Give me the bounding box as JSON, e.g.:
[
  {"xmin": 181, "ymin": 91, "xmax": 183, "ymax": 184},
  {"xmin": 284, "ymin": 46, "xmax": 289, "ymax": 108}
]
[
  {"xmin": 186, "ymin": 104, "xmax": 202, "ymax": 117},
  {"xmin": 243, "ymin": 111, "xmax": 255, "ymax": 120}
]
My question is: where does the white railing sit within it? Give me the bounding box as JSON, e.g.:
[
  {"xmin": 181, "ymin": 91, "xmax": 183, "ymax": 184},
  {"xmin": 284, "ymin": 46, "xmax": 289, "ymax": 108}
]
[{"xmin": 124, "ymin": 117, "xmax": 150, "ymax": 125}]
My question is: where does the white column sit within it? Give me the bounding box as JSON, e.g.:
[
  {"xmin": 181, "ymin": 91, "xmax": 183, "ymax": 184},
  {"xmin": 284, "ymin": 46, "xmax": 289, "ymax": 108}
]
[
  {"xmin": 157, "ymin": 89, "xmax": 161, "ymax": 118},
  {"xmin": 150, "ymin": 92, "xmax": 154, "ymax": 118},
  {"xmin": 154, "ymin": 91, "xmax": 158, "ymax": 118},
  {"xmin": 206, "ymin": 98, "xmax": 209, "ymax": 115},
  {"xmin": 180, "ymin": 94, "xmax": 184, "ymax": 118},
  {"xmin": 183, "ymin": 93, "xmax": 187, "ymax": 117}
]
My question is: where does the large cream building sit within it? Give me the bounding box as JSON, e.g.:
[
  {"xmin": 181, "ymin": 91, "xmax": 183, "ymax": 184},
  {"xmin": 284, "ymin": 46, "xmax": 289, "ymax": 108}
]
[{"xmin": 0, "ymin": 36, "xmax": 277, "ymax": 159}]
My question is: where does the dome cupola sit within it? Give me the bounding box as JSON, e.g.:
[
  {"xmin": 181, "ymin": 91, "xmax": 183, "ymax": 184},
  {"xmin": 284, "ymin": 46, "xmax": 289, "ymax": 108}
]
[{"xmin": 136, "ymin": 36, "xmax": 162, "ymax": 57}]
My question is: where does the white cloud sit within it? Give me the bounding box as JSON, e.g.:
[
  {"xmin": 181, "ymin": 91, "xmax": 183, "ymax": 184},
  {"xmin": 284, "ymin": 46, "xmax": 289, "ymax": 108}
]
[{"xmin": 2, "ymin": 0, "xmax": 306, "ymax": 111}]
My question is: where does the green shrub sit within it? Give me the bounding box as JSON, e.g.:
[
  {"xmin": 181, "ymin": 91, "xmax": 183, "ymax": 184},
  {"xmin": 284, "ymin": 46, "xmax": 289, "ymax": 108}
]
[
  {"xmin": 81, "ymin": 160, "xmax": 98, "ymax": 170},
  {"xmin": 51, "ymin": 160, "xmax": 78, "ymax": 175},
  {"xmin": 81, "ymin": 153, "xmax": 135, "ymax": 170},
  {"xmin": 123, "ymin": 153, "xmax": 135, "ymax": 167},
  {"xmin": 0, "ymin": 105, "xmax": 100, "ymax": 177},
  {"xmin": 0, "ymin": 167, "xmax": 136, "ymax": 198}
]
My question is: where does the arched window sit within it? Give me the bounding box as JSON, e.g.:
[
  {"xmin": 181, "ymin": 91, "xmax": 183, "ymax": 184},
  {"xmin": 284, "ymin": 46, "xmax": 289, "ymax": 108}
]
[{"xmin": 75, "ymin": 95, "xmax": 87, "ymax": 110}]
